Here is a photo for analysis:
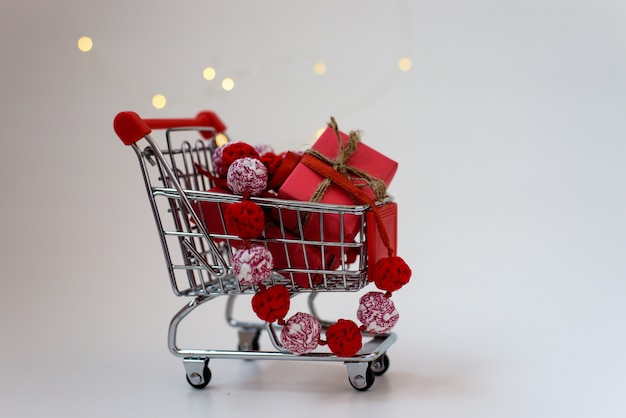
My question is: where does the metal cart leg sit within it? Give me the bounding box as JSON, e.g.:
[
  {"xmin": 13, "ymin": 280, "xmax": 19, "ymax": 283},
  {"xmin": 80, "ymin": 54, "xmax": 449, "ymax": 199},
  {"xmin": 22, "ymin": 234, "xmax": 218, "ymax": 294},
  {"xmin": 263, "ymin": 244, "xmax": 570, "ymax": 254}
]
[
  {"xmin": 306, "ymin": 292, "xmax": 335, "ymax": 328},
  {"xmin": 169, "ymin": 296, "xmax": 215, "ymax": 389},
  {"xmin": 169, "ymin": 295, "xmax": 215, "ymax": 357},
  {"xmin": 225, "ymin": 295, "xmax": 264, "ymax": 352}
]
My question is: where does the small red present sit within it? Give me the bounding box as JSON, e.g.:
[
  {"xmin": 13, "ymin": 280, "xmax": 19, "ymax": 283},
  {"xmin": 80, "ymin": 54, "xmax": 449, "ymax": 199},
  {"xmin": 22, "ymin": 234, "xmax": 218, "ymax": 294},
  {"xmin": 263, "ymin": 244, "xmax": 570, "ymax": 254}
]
[
  {"xmin": 191, "ymin": 186, "xmax": 235, "ymax": 238},
  {"xmin": 341, "ymin": 201, "xmax": 398, "ymax": 276},
  {"xmin": 367, "ymin": 201, "xmax": 397, "ymax": 279},
  {"xmin": 276, "ymin": 124, "xmax": 398, "ymax": 245},
  {"xmin": 192, "ymin": 186, "xmax": 271, "ymax": 240},
  {"xmin": 264, "ymin": 223, "xmax": 340, "ymax": 288}
]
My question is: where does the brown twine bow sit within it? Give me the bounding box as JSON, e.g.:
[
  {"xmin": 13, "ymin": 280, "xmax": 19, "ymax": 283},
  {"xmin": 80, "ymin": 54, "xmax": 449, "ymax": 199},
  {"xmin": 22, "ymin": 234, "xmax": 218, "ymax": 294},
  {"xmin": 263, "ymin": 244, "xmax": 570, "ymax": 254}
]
[{"xmin": 305, "ymin": 117, "xmax": 388, "ymax": 207}]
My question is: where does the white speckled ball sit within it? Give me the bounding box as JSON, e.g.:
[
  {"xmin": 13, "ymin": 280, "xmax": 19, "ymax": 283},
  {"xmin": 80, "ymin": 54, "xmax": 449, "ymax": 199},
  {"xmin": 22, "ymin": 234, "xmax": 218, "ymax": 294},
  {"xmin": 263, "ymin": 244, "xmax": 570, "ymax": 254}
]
[
  {"xmin": 212, "ymin": 143, "xmax": 229, "ymax": 176},
  {"xmin": 232, "ymin": 245, "xmax": 273, "ymax": 286},
  {"xmin": 226, "ymin": 157, "xmax": 268, "ymax": 196},
  {"xmin": 280, "ymin": 312, "xmax": 322, "ymax": 354},
  {"xmin": 356, "ymin": 291, "xmax": 399, "ymax": 334},
  {"xmin": 254, "ymin": 143, "xmax": 275, "ymax": 156}
]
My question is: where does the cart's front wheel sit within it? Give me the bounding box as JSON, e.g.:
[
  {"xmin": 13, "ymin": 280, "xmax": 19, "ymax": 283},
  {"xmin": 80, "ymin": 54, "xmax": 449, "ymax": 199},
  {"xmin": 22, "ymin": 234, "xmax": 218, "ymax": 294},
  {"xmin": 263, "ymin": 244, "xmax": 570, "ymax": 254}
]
[
  {"xmin": 186, "ymin": 366, "xmax": 211, "ymax": 389},
  {"xmin": 347, "ymin": 362, "xmax": 375, "ymax": 391},
  {"xmin": 184, "ymin": 358, "xmax": 212, "ymax": 389}
]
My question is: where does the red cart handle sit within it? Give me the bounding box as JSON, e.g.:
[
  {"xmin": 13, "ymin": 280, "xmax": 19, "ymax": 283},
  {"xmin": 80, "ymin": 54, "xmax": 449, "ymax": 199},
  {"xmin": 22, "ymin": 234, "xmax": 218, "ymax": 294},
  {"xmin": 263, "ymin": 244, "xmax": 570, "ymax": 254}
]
[{"xmin": 114, "ymin": 110, "xmax": 227, "ymax": 145}]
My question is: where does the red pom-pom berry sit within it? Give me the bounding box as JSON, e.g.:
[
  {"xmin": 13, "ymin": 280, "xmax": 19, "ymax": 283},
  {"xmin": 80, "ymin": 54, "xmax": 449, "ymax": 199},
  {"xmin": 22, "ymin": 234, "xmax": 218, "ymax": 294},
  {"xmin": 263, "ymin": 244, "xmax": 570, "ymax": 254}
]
[
  {"xmin": 254, "ymin": 143, "xmax": 275, "ymax": 156},
  {"xmin": 372, "ymin": 256, "xmax": 412, "ymax": 294},
  {"xmin": 252, "ymin": 285, "xmax": 291, "ymax": 323},
  {"xmin": 326, "ymin": 319, "xmax": 363, "ymax": 357},
  {"xmin": 224, "ymin": 200, "xmax": 265, "ymax": 239},
  {"xmin": 260, "ymin": 152, "xmax": 284, "ymax": 181},
  {"xmin": 221, "ymin": 142, "xmax": 260, "ymax": 174}
]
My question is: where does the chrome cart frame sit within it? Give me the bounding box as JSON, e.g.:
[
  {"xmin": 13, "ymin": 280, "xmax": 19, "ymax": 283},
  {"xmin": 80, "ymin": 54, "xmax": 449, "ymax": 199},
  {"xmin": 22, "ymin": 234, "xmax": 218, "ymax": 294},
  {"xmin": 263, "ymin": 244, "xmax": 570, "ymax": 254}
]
[{"xmin": 113, "ymin": 111, "xmax": 396, "ymax": 391}]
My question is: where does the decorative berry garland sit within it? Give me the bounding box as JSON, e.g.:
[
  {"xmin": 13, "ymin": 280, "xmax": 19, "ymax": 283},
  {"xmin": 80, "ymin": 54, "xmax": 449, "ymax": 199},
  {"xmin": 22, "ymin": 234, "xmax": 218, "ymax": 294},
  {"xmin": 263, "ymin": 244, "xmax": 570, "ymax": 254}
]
[{"xmin": 206, "ymin": 120, "xmax": 411, "ymax": 357}]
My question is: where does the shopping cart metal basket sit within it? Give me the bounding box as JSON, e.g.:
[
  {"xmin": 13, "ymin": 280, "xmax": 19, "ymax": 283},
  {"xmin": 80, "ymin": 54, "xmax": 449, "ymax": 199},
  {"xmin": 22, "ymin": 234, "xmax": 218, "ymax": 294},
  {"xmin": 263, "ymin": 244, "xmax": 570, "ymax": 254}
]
[{"xmin": 113, "ymin": 110, "xmax": 398, "ymax": 391}]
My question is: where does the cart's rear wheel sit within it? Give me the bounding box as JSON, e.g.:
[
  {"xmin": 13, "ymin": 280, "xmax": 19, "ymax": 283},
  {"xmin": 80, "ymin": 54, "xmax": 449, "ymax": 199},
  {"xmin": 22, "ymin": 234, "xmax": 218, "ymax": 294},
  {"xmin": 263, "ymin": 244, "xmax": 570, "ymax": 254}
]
[
  {"xmin": 238, "ymin": 328, "xmax": 261, "ymax": 352},
  {"xmin": 370, "ymin": 353, "xmax": 390, "ymax": 376}
]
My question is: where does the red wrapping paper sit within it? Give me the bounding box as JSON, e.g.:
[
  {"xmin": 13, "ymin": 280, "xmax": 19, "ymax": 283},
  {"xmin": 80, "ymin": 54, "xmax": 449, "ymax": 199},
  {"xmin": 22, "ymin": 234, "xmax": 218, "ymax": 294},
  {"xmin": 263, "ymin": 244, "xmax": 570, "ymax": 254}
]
[
  {"xmin": 191, "ymin": 186, "xmax": 235, "ymax": 238},
  {"xmin": 367, "ymin": 201, "xmax": 397, "ymax": 278},
  {"xmin": 264, "ymin": 223, "xmax": 339, "ymax": 288},
  {"xmin": 192, "ymin": 190, "xmax": 338, "ymax": 288},
  {"xmin": 276, "ymin": 126, "xmax": 398, "ymax": 244}
]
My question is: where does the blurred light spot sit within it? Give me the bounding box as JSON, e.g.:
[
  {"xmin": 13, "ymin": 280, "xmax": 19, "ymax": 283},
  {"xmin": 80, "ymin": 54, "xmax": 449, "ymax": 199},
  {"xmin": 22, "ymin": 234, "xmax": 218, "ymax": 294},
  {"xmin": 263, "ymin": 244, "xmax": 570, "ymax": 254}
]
[
  {"xmin": 222, "ymin": 78, "xmax": 235, "ymax": 91},
  {"xmin": 152, "ymin": 94, "xmax": 167, "ymax": 109},
  {"xmin": 316, "ymin": 128, "xmax": 325, "ymax": 138},
  {"xmin": 203, "ymin": 67, "xmax": 216, "ymax": 80},
  {"xmin": 77, "ymin": 36, "xmax": 93, "ymax": 52},
  {"xmin": 215, "ymin": 133, "xmax": 228, "ymax": 147},
  {"xmin": 398, "ymin": 57, "xmax": 412, "ymax": 71},
  {"xmin": 314, "ymin": 62, "xmax": 326, "ymax": 75}
]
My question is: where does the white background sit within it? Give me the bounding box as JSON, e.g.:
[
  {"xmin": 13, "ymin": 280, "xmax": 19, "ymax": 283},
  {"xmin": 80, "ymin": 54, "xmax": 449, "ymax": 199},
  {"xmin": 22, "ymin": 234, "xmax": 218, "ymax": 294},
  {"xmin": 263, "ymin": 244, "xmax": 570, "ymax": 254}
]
[{"xmin": 1, "ymin": 1, "xmax": 625, "ymax": 417}]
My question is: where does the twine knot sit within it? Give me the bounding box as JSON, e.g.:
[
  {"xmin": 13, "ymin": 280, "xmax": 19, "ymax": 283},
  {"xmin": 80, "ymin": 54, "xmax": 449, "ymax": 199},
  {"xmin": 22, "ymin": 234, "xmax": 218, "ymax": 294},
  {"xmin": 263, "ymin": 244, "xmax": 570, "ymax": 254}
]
[{"xmin": 305, "ymin": 117, "xmax": 387, "ymax": 206}]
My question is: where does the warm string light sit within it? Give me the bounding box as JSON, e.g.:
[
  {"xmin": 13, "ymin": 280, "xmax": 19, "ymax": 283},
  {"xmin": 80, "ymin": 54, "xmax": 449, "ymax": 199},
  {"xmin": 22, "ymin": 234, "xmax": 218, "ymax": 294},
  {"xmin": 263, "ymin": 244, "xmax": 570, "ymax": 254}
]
[
  {"xmin": 152, "ymin": 94, "xmax": 167, "ymax": 109},
  {"xmin": 77, "ymin": 36, "xmax": 92, "ymax": 52},
  {"xmin": 398, "ymin": 57, "xmax": 412, "ymax": 71},
  {"xmin": 314, "ymin": 62, "xmax": 327, "ymax": 75},
  {"xmin": 221, "ymin": 78, "xmax": 235, "ymax": 91},
  {"xmin": 76, "ymin": 37, "xmax": 413, "ymax": 110},
  {"xmin": 203, "ymin": 67, "xmax": 217, "ymax": 80},
  {"xmin": 215, "ymin": 133, "xmax": 229, "ymax": 147}
]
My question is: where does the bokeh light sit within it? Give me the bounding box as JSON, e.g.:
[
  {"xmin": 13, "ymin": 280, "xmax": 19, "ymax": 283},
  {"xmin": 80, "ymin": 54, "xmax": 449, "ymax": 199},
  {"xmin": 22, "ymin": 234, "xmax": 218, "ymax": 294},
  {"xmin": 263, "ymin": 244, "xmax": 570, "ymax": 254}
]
[
  {"xmin": 398, "ymin": 57, "xmax": 412, "ymax": 71},
  {"xmin": 314, "ymin": 62, "xmax": 327, "ymax": 75},
  {"xmin": 77, "ymin": 36, "xmax": 93, "ymax": 52},
  {"xmin": 221, "ymin": 78, "xmax": 235, "ymax": 91},
  {"xmin": 152, "ymin": 94, "xmax": 167, "ymax": 109},
  {"xmin": 203, "ymin": 67, "xmax": 216, "ymax": 80},
  {"xmin": 215, "ymin": 133, "xmax": 229, "ymax": 147}
]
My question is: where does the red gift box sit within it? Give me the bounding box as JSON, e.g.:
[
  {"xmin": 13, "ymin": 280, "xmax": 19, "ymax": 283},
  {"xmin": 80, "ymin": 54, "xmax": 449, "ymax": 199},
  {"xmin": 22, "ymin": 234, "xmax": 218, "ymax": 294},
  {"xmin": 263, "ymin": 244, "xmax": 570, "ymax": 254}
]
[
  {"xmin": 192, "ymin": 190, "xmax": 338, "ymax": 288},
  {"xmin": 192, "ymin": 186, "xmax": 275, "ymax": 239},
  {"xmin": 340, "ymin": 201, "xmax": 398, "ymax": 278},
  {"xmin": 264, "ymin": 223, "xmax": 340, "ymax": 288},
  {"xmin": 367, "ymin": 201, "xmax": 397, "ymax": 278},
  {"xmin": 276, "ymin": 126, "xmax": 398, "ymax": 244},
  {"xmin": 191, "ymin": 186, "xmax": 237, "ymax": 238}
]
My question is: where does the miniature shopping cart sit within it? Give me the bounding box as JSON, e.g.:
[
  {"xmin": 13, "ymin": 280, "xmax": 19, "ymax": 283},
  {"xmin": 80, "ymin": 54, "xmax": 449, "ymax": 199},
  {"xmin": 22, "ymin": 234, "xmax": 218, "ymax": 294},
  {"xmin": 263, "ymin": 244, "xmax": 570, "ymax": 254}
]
[{"xmin": 113, "ymin": 110, "xmax": 397, "ymax": 391}]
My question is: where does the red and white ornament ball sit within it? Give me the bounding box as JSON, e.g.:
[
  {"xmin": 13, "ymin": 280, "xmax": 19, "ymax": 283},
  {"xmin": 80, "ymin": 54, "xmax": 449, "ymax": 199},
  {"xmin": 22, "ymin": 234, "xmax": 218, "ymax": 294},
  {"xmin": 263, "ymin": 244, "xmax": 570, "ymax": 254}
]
[
  {"xmin": 280, "ymin": 312, "xmax": 322, "ymax": 354},
  {"xmin": 227, "ymin": 157, "xmax": 268, "ymax": 196},
  {"xmin": 232, "ymin": 245, "xmax": 273, "ymax": 286},
  {"xmin": 357, "ymin": 291, "xmax": 399, "ymax": 334},
  {"xmin": 212, "ymin": 143, "xmax": 228, "ymax": 176}
]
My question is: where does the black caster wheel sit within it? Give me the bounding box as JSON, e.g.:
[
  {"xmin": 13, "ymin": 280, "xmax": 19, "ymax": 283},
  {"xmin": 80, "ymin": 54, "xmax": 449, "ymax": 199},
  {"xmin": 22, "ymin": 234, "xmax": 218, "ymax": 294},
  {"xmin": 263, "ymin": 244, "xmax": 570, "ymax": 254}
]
[
  {"xmin": 370, "ymin": 353, "xmax": 390, "ymax": 376},
  {"xmin": 185, "ymin": 360, "xmax": 212, "ymax": 389},
  {"xmin": 348, "ymin": 365, "xmax": 375, "ymax": 391},
  {"xmin": 238, "ymin": 328, "xmax": 261, "ymax": 352}
]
